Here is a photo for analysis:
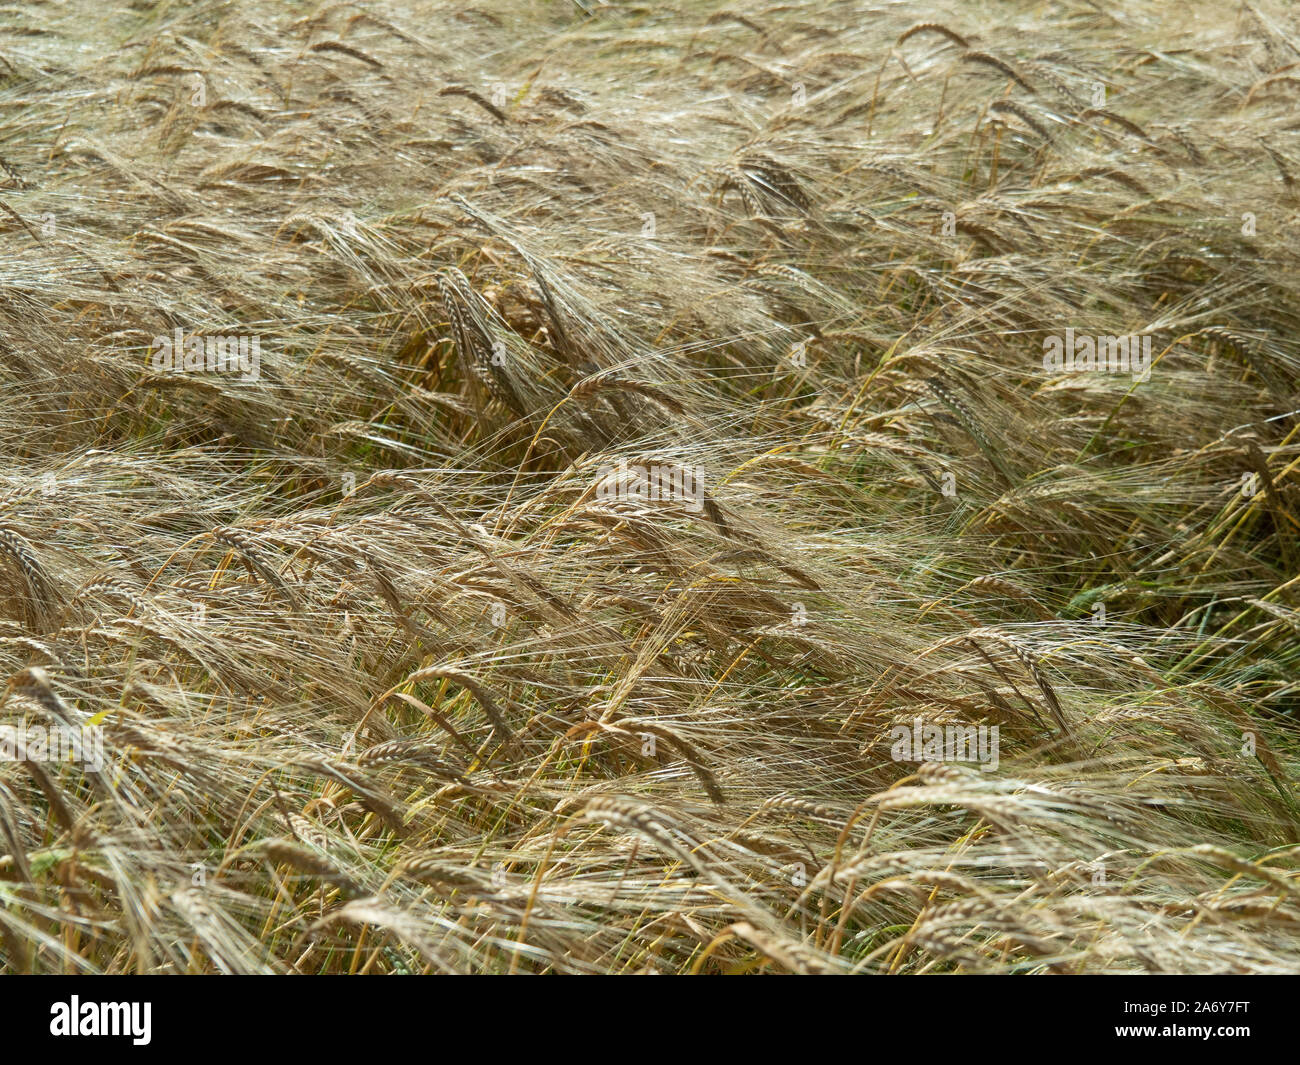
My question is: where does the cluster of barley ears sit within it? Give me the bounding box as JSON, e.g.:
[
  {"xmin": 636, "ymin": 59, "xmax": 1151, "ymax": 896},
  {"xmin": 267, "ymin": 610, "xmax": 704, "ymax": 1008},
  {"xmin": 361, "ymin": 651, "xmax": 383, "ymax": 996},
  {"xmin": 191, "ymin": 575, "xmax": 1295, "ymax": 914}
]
[{"xmin": 0, "ymin": 0, "xmax": 1298, "ymax": 974}]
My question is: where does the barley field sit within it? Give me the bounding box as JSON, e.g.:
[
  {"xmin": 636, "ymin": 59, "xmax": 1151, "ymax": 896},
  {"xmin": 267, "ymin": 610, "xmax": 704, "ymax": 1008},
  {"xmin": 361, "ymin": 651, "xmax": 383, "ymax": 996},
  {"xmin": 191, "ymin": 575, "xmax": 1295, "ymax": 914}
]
[{"xmin": 1, "ymin": 0, "xmax": 1298, "ymax": 975}]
